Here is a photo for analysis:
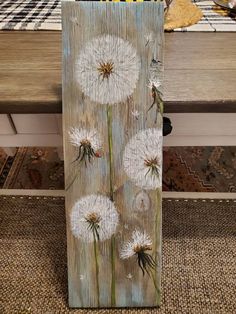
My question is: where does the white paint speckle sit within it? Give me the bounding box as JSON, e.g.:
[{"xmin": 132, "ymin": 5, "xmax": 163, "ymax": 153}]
[{"xmin": 126, "ymin": 273, "xmax": 133, "ymax": 280}]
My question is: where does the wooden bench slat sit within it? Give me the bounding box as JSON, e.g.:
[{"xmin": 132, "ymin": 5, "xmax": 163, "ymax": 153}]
[{"xmin": 0, "ymin": 31, "xmax": 235, "ymax": 113}]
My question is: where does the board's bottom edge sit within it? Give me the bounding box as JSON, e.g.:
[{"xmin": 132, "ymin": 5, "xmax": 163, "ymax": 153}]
[{"xmin": 68, "ymin": 305, "xmax": 161, "ymax": 309}]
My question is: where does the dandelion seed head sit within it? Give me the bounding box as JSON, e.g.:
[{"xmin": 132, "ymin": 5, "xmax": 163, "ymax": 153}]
[
  {"xmin": 120, "ymin": 230, "xmax": 152, "ymax": 260},
  {"xmin": 85, "ymin": 212, "xmax": 101, "ymax": 224},
  {"xmin": 68, "ymin": 127, "xmax": 101, "ymax": 151},
  {"xmin": 97, "ymin": 61, "xmax": 114, "ymax": 79},
  {"xmin": 70, "ymin": 194, "xmax": 119, "ymax": 243},
  {"xmin": 76, "ymin": 34, "xmax": 141, "ymax": 105},
  {"xmin": 123, "ymin": 128, "xmax": 162, "ymax": 190}
]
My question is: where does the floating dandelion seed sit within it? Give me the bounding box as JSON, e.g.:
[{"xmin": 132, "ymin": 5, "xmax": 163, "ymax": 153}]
[
  {"xmin": 123, "ymin": 128, "xmax": 162, "ymax": 190},
  {"xmin": 124, "ymin": 224, "xmax": 129, "ymax": 230},
  {"xmin": 70, "ymin": 17, "xmax": 78, "ymax": 25},
  {"xmin": 131, "ymin": 110, "xmax": 141, "ymax": 120},
  {"xmin": 70, "ymin": 194, "xmax": 119, "ymax": 243},
  {"xmin": 126, "ymin": 273, "xmax": 133, "ymax": 280},
  {"xmin": 145, "ymin": 32, "xmax": 155, "ymax": 47},
  {"xmin": 68, "ymin": 127, "xmax": 102, "ymax": 165},
  {"xmin": 120, "ymin": 230, "xmax": 156, "ymax": 276},
  {"xmin": 76, "ymin": 34, "xmax": 141, "ymax": 105}
]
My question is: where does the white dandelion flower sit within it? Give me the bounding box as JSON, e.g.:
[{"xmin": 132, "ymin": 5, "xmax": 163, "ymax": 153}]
[
  {"xmin": 123, "ymin": 128, "xmax": 162, "ymax": 190},
  {"xmin": 70, "ymin": 194, "xmax": 119, "ymax": 243},
  {"xmin": 69, "ymin": 127, "xmax": 101, "ymax": 150},
  {"xmin": 68, "ymin": 127, "xmax": 102, "ymax": 164},
  {"xmin": 120, "ymin": 230, "xmax": 156, "ymax": 276},
  {"xmin": 76, "ymin": 34, "xmax": 141, "ymax": 105},
  {"xmin": 120, "ymin": 230, "xmax": 152, "ymax": 260}
]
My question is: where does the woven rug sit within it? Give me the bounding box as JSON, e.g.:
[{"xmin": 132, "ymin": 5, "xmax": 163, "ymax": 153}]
[
  {"xmin": 1, "ymin": 196, "xmax": 235, "ymax": 313},
  {"xmin": 0, "ymin": 0, "xmax": 235, "ymax": 31}
]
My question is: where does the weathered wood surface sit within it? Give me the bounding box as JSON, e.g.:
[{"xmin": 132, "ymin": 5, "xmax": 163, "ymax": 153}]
[
  {"xmin": 0, "ymin": 31, "xmax": 236, "ymax": 113},
  {"xmin": 62, "ymin": 1, "xmax": 163, "ymax": 308}
]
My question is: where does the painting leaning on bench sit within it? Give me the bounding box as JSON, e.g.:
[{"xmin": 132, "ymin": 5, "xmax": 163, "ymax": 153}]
[{"xmin": 62, "ymin": 0, "xmax": 164, "ymax": 308}]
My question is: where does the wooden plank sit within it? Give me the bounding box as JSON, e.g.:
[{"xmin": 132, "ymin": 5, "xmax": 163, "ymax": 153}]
[
  {"xmin": 62, "ymin": 1, "xmax": 163, "ymax": 308},
  {"xmin": 164, "ymin": 69, "xmax": 236, "ymax": 112},
  {"xmin": 0, "ymin": 31, "xmax": 61, "ymax": 113},
  {"xmin": 0, "ymin": 71, "xmax": 61, "ymax": 99},
  {"xmin": 165, "ymin": 32, "xmax": 236, "ymax": 70},
  {"xmin": 0, "ymin": 31, "xmax": 236, "ymax": 113}
]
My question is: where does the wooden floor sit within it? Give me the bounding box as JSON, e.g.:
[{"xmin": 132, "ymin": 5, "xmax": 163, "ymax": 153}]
[{"xmin": 0, "ymin": 31, "xmax": 236, "ymax": 113}]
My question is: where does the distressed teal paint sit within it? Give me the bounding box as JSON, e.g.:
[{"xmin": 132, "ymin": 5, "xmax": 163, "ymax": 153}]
[{"xmin": 131, "ymin": 283, "xmax": 144, "ymax": 306}]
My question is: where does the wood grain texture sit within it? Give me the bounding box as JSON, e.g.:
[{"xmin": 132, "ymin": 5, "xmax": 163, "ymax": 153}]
[
  {"xmin": 0, "ymin": 31, "xmax": 236, "ymax": 113},
  {"xmin": 62, "ymin": 1, "xmax": 163, "ymax": 308},
  {"xmin": 0, "ymin": 31, "xmax": 61, "ymax": 113}
]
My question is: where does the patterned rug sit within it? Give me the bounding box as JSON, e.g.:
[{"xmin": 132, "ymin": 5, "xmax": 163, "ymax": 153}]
[
  {"xmin": 1, "ymin": 196, "xmax": 235, "ymax": 313},
  {"xmin": 0, "ymin": 0, "xmax": 235, "ymax": 31},
  {"xmin": 1, "ymin": 146, "xmax": 236, "ymax": 192},
  {"xmin": 163, "ymin": 146, "xmax": 236, "ymax": 192},
  {"xmin": 0, "ymin": 147, "xmax": 64, "ymax": 190}
]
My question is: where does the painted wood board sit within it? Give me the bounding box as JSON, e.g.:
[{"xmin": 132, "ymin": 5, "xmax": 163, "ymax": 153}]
[{"xmin": 62, "ymin": 0, "xmax": 164, "ymax": 308}]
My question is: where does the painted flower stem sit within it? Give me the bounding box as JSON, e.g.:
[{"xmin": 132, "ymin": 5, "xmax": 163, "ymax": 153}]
[
  {"xmin": 110, "ymin": 235, "xmax": 116, "ymax": 306},
  {"xmin": 107, "ymin": 105, "xmax": 116, "ymax": 306},
  {"xmin": 150, "ymin": 269, "xmax": 161, "ymax": 305},
  {"xmin": 154, "ymin": 187, "xmax": 162, "ymax": 305},
  {"xmin": 93, "ymin": 231, "xmax": 100, "ymax": 307},
  {"xmin": 65, "ymin": 167, "xmax": 80, "ymax": 191},
  {"xmin": 107, "ymin": 105, "xmax": 114, "ymax": 202},
  {"xmin": 155, "ymin": 187, "xmax": 162, "ymax": 263}
]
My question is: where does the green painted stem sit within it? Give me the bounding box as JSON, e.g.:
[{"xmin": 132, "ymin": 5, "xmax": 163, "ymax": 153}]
[
  {"xmin": 65, "ymin": 168, "xmax": 80, "ymax": 191},
  {"xmin": 107, "ymin": 105, "xmax": 116, "ymax": 306},
  {"xmin": 93, "ymin": 233, "xmax": 100, "ymax": 307},
  {"xmin": 153, "ymin": 187, "xmax": 162, "ymax": 305},
  {"xmin": 150, "ymin": 269, "xmax": 161, "ymax": 306},
  {"xmin": 155, "ymin": 188, "xmax": 162, "ymax": 263},
  {"xmin": 107, "ymin": 105, "xmax": 114, "ymax": 202},
  {"xmin": 110, "ymin": 235, "xmax": 116, "ymax": 306}
]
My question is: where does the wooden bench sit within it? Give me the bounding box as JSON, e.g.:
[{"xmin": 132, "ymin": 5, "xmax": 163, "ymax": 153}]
[{"xmin": 0, "ymin": 31, "xmax": 235, "ymax": 151}]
